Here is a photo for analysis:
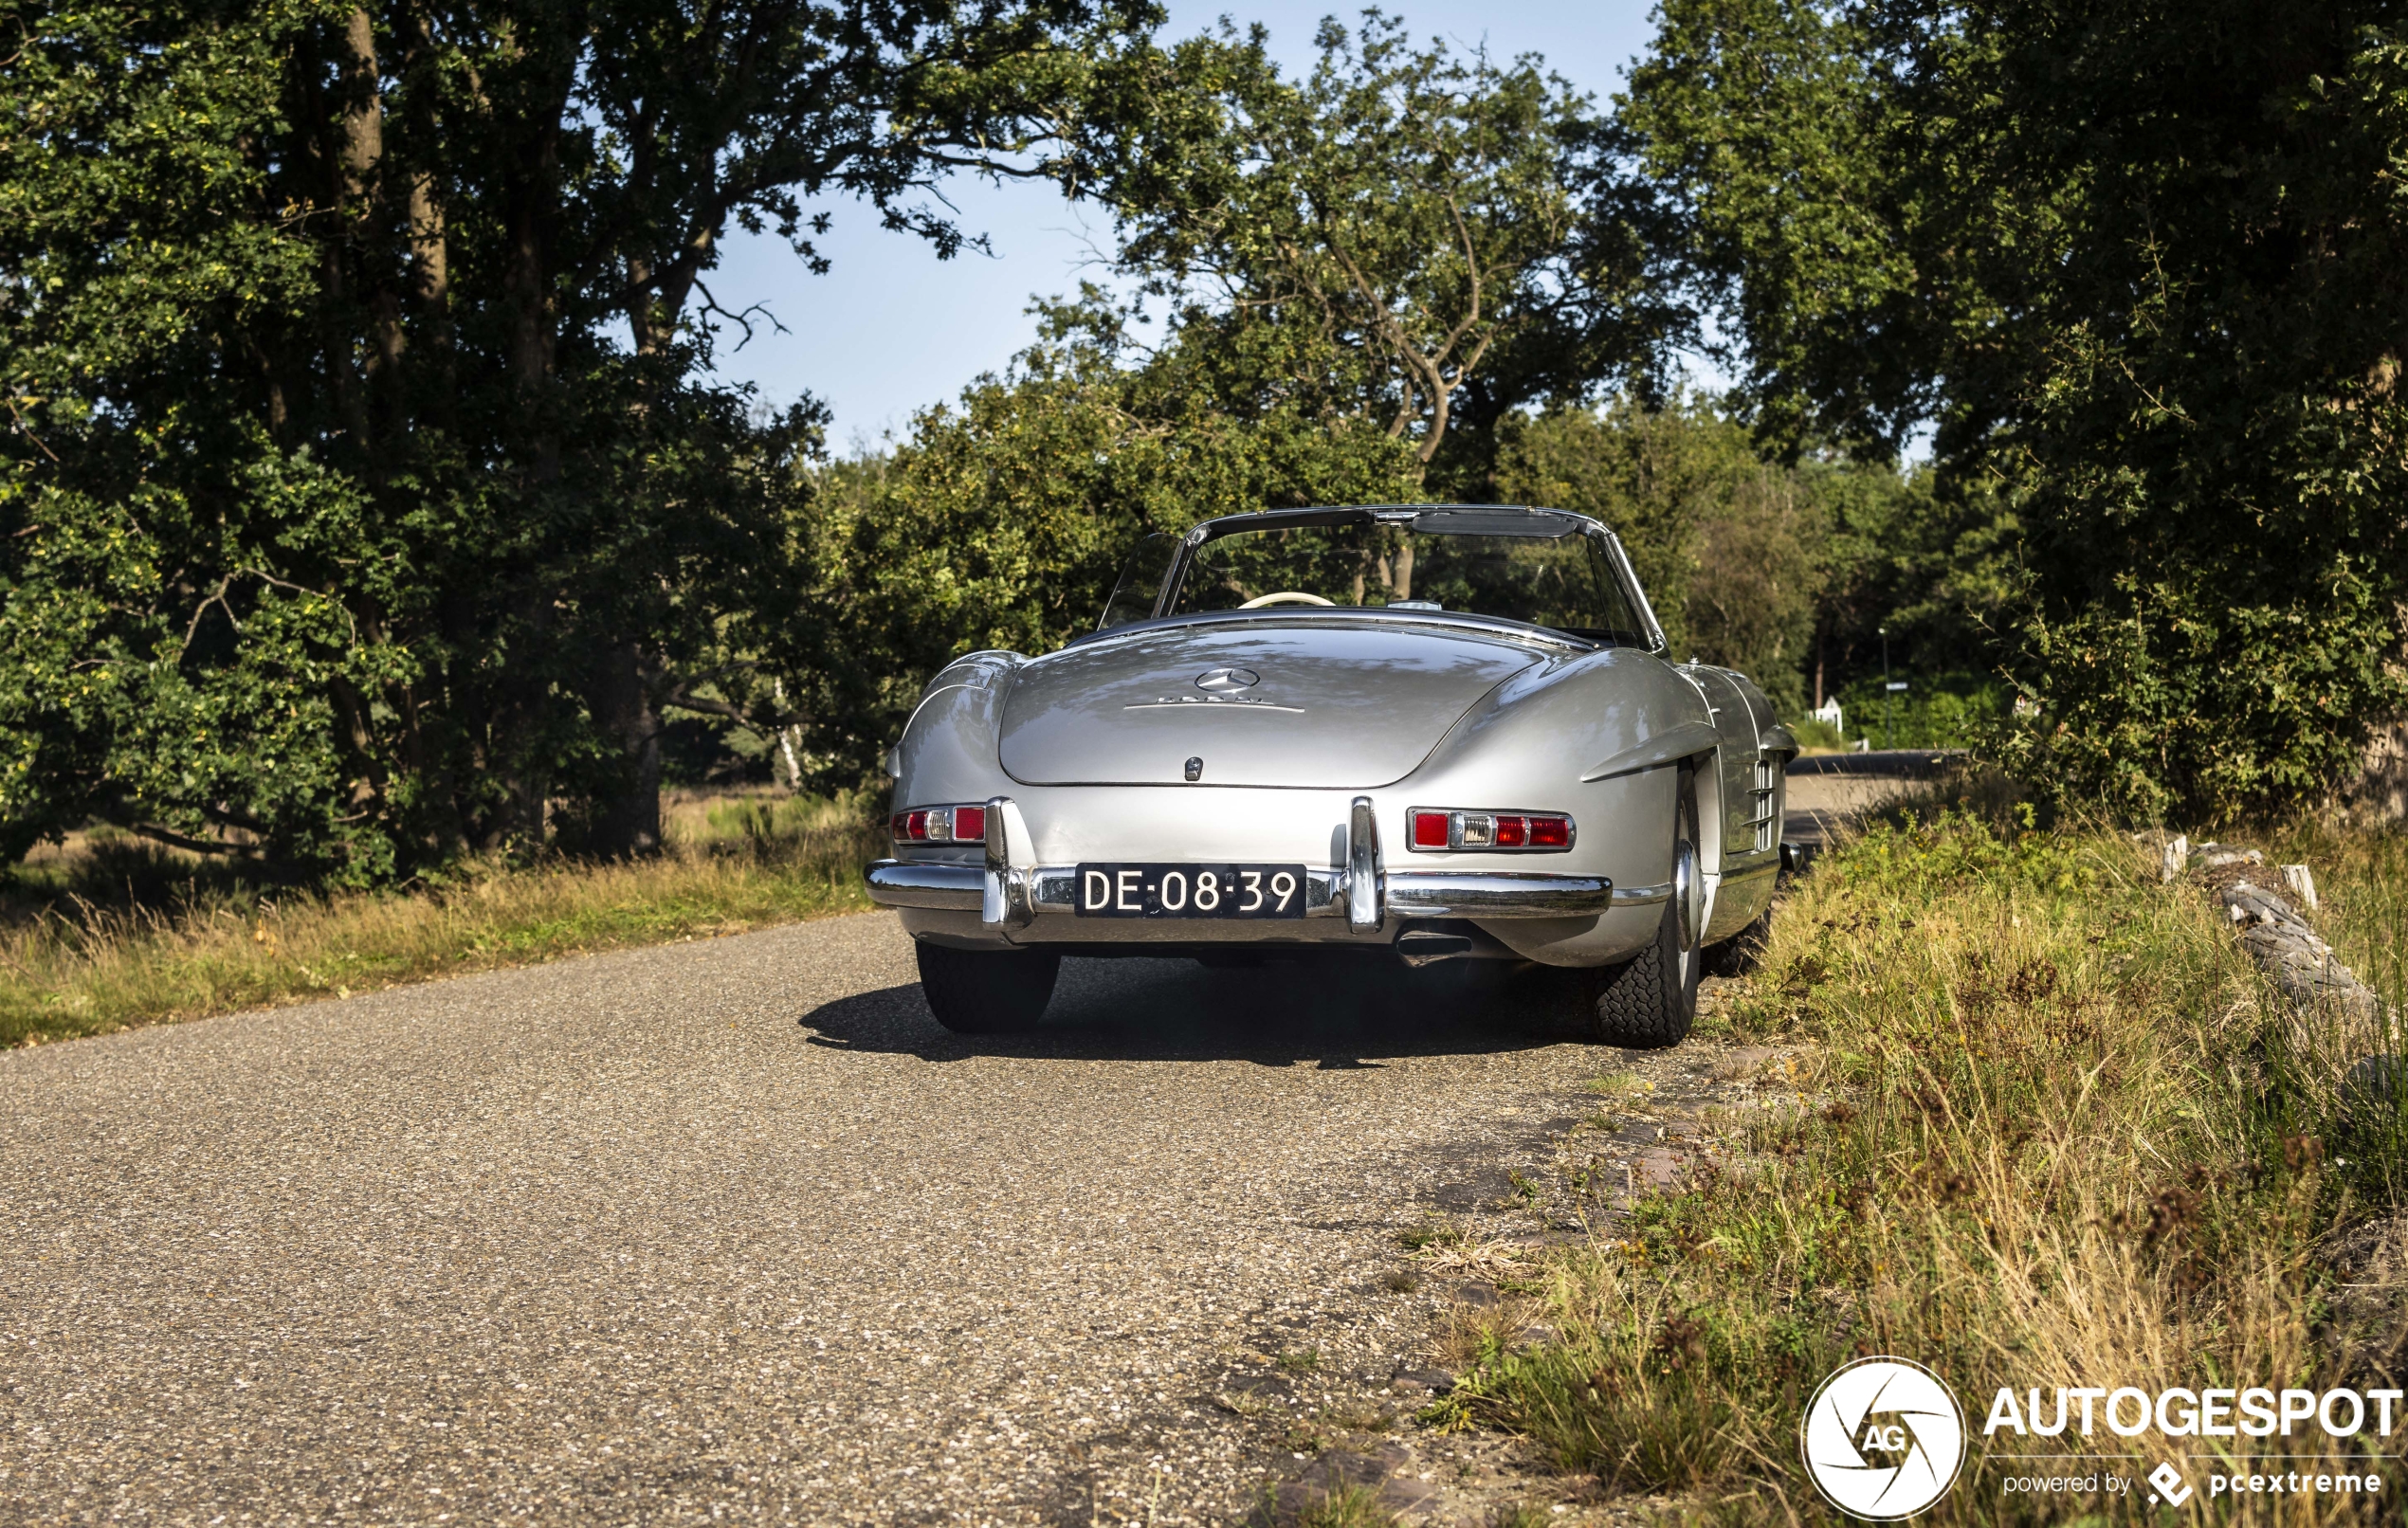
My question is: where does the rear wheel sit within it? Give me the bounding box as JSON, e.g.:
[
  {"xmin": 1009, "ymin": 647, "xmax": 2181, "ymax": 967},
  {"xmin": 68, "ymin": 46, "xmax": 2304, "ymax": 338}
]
[
  {"xmin": 1703, "ymin": 906, "xmax": 1773, "ymax": 978},
  {"xmin": 1587, "ymin": 780, "xmax": 1703, "ymax": 1048},
  {"xmin": 916, "ymin": 941, "xmax": 1061, "ymax": 1033}
]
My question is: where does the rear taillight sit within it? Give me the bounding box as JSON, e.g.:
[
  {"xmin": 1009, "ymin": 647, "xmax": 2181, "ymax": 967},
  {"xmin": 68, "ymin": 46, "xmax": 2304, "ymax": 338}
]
[
  {"xmin": 1406, "ymin": 808, "xmax": 1575, "ymax": 852},
  {"xmin": 889, "ymin": 803, "xmax": 988, "ymax": 845}
]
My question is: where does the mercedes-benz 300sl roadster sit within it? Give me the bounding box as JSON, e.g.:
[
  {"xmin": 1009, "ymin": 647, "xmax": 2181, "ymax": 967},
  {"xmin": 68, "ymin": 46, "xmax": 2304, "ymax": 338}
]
[{"xmin": 865, "ymin": 504, "xmax": 1796, "ymax": 1046}]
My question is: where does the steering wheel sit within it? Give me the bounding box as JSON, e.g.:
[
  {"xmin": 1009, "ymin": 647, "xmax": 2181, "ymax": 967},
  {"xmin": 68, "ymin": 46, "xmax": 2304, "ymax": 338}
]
[{"xmin": 1239, "ymin": 591, "xmax": 1336, "ymax": 609}]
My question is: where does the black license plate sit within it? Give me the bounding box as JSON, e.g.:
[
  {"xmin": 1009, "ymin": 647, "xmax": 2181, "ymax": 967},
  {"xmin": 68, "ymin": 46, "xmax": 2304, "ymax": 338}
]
[{"xmin": 1072, "ymin": 864, "xmax": 1309, "ymax": 919}]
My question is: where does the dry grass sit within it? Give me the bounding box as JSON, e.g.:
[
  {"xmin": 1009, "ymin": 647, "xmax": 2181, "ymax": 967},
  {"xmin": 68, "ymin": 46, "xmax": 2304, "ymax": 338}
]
[
  {"xmin": 1, "ymin": 791, "xmax": 883, "ymax": 1047},
  {"xmin": 1414, "ymin": 1240, "xmax": 1544, "ymax": 1281},
  {"xmin": 1437, "ymin": 809, "xmax": 2408, "ymax": 1524}
]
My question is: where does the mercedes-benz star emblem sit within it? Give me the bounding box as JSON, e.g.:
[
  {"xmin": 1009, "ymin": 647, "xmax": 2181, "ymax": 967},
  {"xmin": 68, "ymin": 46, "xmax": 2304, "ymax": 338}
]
[{"xmin": 1194, "ymin": 667, "xmax": 1260, "ymax": 693}]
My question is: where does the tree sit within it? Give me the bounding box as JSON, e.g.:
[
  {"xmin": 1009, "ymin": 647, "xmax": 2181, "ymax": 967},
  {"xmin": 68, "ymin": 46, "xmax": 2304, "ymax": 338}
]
[
  {"xmin": 1619, "ymin": 0, "xmax": 1928, "ymax": 460},
  {"xmin": 1086, "ymin": 12, "xmax": 1681, "ymax": 490},
  {"xmin": 0, "ymin": 0, "xmax": 1155, "ymax": 875},
  {"xmin": 1494, "ymin": 397, "xmax": 1937, "ymax": 718},
  {"xmin": 1624, "ymin": 0, "xmax": 2408, "ymax": 820}
]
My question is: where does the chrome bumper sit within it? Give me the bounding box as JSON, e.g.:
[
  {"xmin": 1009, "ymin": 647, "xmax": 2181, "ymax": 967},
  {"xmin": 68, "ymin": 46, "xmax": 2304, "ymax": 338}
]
[
  {"xmin": 866, "ymin": 859, "xmax": 1641, "ymax": 923},
  {"xmin": 867, "ymin": 794, "xmax": 1669, "ymax": 935},
  {"xmin": 865, "ymin": 860, "xmax": 989, "ymax": 910}
]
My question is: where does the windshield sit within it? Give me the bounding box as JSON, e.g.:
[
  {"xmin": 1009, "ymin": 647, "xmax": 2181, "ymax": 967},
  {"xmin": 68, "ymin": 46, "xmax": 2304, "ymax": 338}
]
[{"xmin": 1161, "ymin": 510, "xmax": 1656, "ymax": 646}]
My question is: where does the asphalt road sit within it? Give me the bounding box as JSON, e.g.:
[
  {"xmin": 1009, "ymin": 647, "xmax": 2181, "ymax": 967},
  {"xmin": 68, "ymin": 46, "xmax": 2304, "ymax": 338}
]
[
  {"xmin": 0, "ymin": 913, "xmax": 1612, "ymax": 1525},
  {"xmin": 1783, "ymin": 749, "xmax": 1954, "ymax": 850}
]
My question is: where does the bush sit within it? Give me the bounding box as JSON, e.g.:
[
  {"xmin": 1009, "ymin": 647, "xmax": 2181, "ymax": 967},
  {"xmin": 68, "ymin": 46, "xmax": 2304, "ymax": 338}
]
[{"xmin": 1833, "ymin": 671, "xmax": 2006, "ymax": 750}]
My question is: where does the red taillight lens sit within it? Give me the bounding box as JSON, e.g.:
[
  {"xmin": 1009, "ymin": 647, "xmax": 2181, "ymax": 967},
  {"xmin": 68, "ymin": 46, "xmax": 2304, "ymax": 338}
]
[
  {"xmin": 1404, "ymin": 807, "xmax": 1573, "ymax": 851},
  {"xmin": 893, "ymin": 803, "xmax": 985, "ymax": 845}
]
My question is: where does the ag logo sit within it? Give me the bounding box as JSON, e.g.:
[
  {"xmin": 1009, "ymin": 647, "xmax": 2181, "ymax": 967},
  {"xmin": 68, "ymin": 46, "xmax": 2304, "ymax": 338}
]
[{"xmin": 1800, "ymin": 1356, "xmax": 1965, "ymax": 1519}]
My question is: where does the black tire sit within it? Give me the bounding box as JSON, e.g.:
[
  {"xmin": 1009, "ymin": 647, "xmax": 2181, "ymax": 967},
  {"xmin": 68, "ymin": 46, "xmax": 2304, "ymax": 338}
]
[
  {"xmin": 1587, "ymin": 781, "xmax": 1702, "ymax": 1047},
  {"xmin": 1703, "ymin": 906, "xmax": 1773, "ymax": 978},
  {"xmin": 915, "ymin": 941, "xmax": 1061, "ymax": 1033}
]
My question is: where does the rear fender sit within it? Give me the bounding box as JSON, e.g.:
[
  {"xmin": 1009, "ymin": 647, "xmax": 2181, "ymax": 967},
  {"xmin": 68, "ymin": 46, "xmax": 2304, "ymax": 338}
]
[
  {"xmin": 891, "ymin": 651, "xmax": 1024, "ymax": 809},
  {"xmin": 1415, "ymin": 648, "xmax": 1718, "ymax": 968}
]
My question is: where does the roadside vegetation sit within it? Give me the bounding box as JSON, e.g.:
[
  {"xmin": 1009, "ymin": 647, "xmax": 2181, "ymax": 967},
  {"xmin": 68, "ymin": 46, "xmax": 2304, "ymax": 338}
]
[
  {"xmin": 0, "ymin": 791, "xmax": 879, "ymax": 1049},
  {"xmin": 1433, "ymin": 804, "xmax": 2407, "ymax": 1523}
]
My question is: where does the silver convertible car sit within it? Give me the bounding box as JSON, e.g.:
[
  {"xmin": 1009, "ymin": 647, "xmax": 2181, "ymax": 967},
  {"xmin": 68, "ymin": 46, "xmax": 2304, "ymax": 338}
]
[{"xmin": 866, "ymin": 504, "xmax": 1796, "ymax": 1046}]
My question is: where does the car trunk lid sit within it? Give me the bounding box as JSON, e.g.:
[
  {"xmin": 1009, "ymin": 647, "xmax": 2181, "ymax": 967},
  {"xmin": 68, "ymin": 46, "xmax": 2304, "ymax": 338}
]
[{"xmin": 998, "ymin": 620, "xmax": 1545, "ymax": 789}]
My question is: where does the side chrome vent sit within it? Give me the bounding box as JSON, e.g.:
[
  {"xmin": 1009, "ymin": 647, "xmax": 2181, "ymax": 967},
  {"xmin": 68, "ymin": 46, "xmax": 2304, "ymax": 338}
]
[{"xmin": 1750, "ymin": 757, "xmax": 1780, "ymax": 852}]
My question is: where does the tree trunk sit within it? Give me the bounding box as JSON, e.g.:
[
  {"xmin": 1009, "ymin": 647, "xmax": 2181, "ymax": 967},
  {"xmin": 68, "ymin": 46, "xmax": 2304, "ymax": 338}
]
[
  {"xmin": 590, "ymin": 642, "xmax": 663, "ymax": 857},
  {"xmin": 402, "ymin": 11, "xmax": 452, "ymax": 388},
  {"xmin": 482, "ymin": 109, "xmax": 568, "ymax": 849}
]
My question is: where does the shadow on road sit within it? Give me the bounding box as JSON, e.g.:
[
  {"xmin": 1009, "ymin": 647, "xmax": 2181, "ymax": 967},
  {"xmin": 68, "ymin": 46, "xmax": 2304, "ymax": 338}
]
[
  {"xmin": 1786, "ymin": 748, "xmax": 1961, "ymax": 779},
  {"xmin": 798, "ymin": 955, "xmax": 1594, "ymax": 1066}
]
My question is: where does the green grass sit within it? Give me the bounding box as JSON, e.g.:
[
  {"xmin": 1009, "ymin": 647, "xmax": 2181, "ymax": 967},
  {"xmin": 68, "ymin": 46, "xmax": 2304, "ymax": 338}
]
[
  {"xmin": 1264, "ymin": 1483, "xmax": 1401, "ymax": 1528},
  {"xmin": 2, "ymin": 791, "xmax": 884, "ymax": 1047},
  {"xmin": 1432, "ymin": 809, "xmax": 2407, "ymax": 1525}
]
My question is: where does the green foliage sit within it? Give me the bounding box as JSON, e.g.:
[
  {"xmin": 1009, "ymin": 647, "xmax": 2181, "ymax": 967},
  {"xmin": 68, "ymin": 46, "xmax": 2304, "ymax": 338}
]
[
  {"xmin": 1090, "ymin": 13, "xmax": 1678, "ymax": 487},
  {"xmin": 1801, "ymin": 463, "xmax": 2016, "ymax": 708},
  {"xmin": 1787, "ymin": 717, "xmax": 1844, "ymax": 751},
  {"xmin": 1625, "ymin": 0, "xmax": 2408, "ymax": 822},
  {"xmin": 1834, "ymin": 671, "xmax": 2007, "ymax": 750},
  {"xmin": 780, "ymin": 15, "xmax": 1697, "ymax": 784},
  {"xmin": 1490, "ymin": 399, "xmax": 1746, "ymax": 661},
  {"xmin": 2, "ymin": 0, "xmax": 360, "ymax": 869},
  {"xmin": 1622, "ymin": 0, "xmax": 1917, "ymax": 458},
  {"xmin": 0, "ymin": 0, "xmax": 1153, "ymax": 878},
  {"xmin": 1827, "ymin": 809, "xmax": 2100, "ymax": 902},
  {"xmin": 1493, "ymin": 399, "xmax": 1941, "ymax": 717}
]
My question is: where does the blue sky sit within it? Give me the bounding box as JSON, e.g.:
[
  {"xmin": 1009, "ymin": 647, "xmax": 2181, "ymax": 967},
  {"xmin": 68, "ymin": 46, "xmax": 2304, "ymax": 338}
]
[{"xmin": 698, "ymin": 1, "xmax": 1662, "ymax": 447}]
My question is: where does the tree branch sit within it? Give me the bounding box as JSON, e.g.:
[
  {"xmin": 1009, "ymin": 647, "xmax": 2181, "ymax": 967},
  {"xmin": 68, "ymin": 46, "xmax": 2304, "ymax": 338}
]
[
  {"xmin": 128, "ymin": 823, "xmax": 250, "ymax": 857},
  {"xmin": 692, "ymin": 278, "xmax": 790, "ymax": 353}
]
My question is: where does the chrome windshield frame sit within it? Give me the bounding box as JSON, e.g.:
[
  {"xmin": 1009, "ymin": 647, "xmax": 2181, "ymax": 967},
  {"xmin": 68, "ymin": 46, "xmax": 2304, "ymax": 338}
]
[{"xmin": 1146, "ymin": 503, "xmax": 1667, "ymax": 655}]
